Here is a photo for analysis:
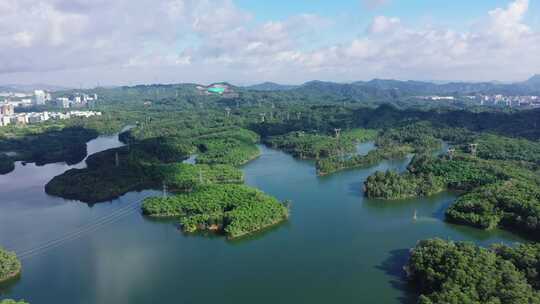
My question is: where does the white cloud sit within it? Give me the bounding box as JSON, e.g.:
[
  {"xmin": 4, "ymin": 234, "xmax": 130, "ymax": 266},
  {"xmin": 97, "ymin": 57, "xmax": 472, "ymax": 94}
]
[{"xmin": 0, "ymin": 0, "xmax": 538, "ymax": 85}]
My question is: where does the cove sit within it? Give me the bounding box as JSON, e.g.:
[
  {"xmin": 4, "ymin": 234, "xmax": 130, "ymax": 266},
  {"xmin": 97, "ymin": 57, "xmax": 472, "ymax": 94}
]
[{"xmin": 0, "ymin": 140, "xmax": 525, "ymax": 303}]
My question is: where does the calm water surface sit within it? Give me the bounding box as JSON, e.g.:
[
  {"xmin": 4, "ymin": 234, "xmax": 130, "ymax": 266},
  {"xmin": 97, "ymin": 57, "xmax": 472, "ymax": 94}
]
[{"xmin": 0, "ymin": 139, "xmax": 525, "ymax": 303}]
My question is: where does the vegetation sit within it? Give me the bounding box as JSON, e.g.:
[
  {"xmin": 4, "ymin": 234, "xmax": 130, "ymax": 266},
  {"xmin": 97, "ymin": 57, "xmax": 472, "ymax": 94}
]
[
  {"xmin": 45, "ymin": 146, "xmax": 154, "ymax": 203},
  {"xmin": 407, "ymin": 239, "xmax": 540, "ymax": 304},
  {"xmin": 158, "ymin": 163, "xmax": 243, "ymax": 192},
  {"xmin": 316, "ymin": 145, "xmax": 411, "ymax": 176},
  {"xmin": 446, "ymin": 179, "xmax": 540, "ymax": 234},
  {"xmin": 365, "ymin": 171, "xmax": 444, "ymax": 200},
  {"xmin": 195, "ymin": 134, "xmax": 260, "ymax": 166},
  {"xmin": 475, "ymin": 133, "xmax": 540, "ymax": 164},
  {"xmin": 0, "ymin": 126, "xmax": 98, "ymax": 168},
  {"xmin": 142, "ymin": 184, "xmax": 289, "ymax": 239},
  {"xmin": 493, "ymin": 243, "xmax": 540, "ymax": 289},
  {"xmin": 0, "ymin": 154, "xmax": 15, "ymax": 175},
  {"xmin": 0, "ymin": 300, "xmax": 29, "ymax": 304},
  {"xmin": 0, "ymin": 114, "xmax": 132, "ymax": 175},
  {"xmin": 0, "ymin": 248, "xmax": 21, "ymax": 283},
  {"xmin": 45, "ymin": 123, "xmax": 260, "ymax": 203},
  {"xmin": 265, "ymin": 128, "xmax": 376, "ymax": 159},
  {"xmin": 364, "ymin": 149, "xmax": 540, "ymax": 236}
]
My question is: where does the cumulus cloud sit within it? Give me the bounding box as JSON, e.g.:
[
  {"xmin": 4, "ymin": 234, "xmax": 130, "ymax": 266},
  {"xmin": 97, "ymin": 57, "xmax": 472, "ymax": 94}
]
[{"xmin": 0, "ymin": 0, "xmax": 538, "ymax": 85}]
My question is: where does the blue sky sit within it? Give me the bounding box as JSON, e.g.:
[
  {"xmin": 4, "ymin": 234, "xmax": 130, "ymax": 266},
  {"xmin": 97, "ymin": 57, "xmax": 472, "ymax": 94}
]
[
  {"xmin": 0, "ymin": 0, "xmax": 539, "ymax": 86},
  {"xmin": 237, "ymin": 1, "xmax": 538, "ymax": 25}
]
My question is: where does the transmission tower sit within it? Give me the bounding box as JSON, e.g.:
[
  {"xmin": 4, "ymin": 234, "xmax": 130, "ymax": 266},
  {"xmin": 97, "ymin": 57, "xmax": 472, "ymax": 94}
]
[
  {"xmin": 334, "ymin": 128, "xmax": 342, "ymax": 139},
  {"xmin": 447, "ymin": 148, "xmax": 456, "ymax": 160},
  {"xmin": 469, "ymin": 143, "xmax": 478, "ymax": 157},
  {"xmin": 260, "ymin": 113, "xmax": 266, "ymax": 123},
  {"xmin": 162, "ymin": 182, "xmax": 168, "ymax": 199},
  {"xmin": 225, "ymin": 107, "xmax": 231, "ymax": 118}
]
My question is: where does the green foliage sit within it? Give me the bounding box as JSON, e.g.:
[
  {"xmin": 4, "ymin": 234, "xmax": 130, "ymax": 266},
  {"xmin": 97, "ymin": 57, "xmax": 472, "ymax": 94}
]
[
  {"xmin": 45, "ymin": 146, "xmax": 153, "ymax": 203},
  {"xmin": 493, "ymin": 243, "xmax": 540, "ymax": 289},
  {"xmin": 0, "ymin": 300, "xmax": 29, "ymax": 304},
  {"xmin": 0, "ymin": 154, "xmax": 15, "ymax": 175},
  {"xmin": 407, "ymin": 239, "xmax": 540, "ymax": 304},
  {"xmin": 365, "ymin": 170, "xmax": 444, "ymax": 200},
  {"xmin": 0, "ymin": 248, "xmax": 21, "ymax": 282},
  {"xmin": 157, "ymin": 163, "xmax": 243, "ymax": 192},
  {"xmin": 265, "ymin": 128, "xmax": 377, "ymax": 159},
  {"xmin": 476, "ymin": 134, "xmax": 540, "ymax": 164},
  {"xmin": 316, "ymin": 145, "xmax": 411, "ymax": 176},
  {"xmin": 0, "ymin": 126, "xmax": 98, "ymax": 167},
  {"xmin": 193, "ymin": 127, "xmax": 260, "ymax": 166},
  {"xmin": 408, "ymin": 154, "xmax": 504, "ymax": 191},
  {"xmin": 142, "ymin": 184, "xmax": 289, "ymax": 239},
  {"xmin": 446, "ymin": 179, "xmax": 540, "ymax": 233}
]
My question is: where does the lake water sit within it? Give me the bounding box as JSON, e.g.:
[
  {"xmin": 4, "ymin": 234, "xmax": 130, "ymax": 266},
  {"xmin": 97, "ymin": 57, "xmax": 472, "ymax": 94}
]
[{"xmin": 0, "ymin": 138, "xmax": 525, "ymax": 303}]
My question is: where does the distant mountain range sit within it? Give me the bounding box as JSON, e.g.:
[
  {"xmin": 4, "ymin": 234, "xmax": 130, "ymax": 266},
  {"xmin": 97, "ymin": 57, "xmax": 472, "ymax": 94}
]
[
  {"xmin": 4, "ymin": 75, "xmax": 540, "ymax": 99},
  {"xmin": 244, "ymin": 75, "xmax": 540, "ymax": 97},
  {"xmin": 0, "ymin": 84, "xmax": 72, "ymax": 93},
  {"xmin": 244, "ymin": 82, "xmax": 299, "ymax": 91}
]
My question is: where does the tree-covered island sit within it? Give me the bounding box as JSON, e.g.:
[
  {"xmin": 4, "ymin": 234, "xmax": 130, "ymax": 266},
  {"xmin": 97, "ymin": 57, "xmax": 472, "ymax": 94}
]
[
  {"xmin": 142, "ymin": 184, "xmax": 289, "ymax": 239},
  {"xmin": 0, "ymin": 248, "xmax": 21, "ymax": 284}
]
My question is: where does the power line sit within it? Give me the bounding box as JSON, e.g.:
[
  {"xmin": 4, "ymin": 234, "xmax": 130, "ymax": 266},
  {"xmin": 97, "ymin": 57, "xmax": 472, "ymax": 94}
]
[{"xmin": 15, "ymin": 197, "xmax": 147, "ymax": 260}]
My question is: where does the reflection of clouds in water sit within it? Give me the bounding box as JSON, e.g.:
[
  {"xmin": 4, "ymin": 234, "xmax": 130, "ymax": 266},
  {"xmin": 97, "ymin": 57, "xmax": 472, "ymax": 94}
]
[{"xmin": 94, "ymin": 243, "xmax": 155, "ymax": 303}]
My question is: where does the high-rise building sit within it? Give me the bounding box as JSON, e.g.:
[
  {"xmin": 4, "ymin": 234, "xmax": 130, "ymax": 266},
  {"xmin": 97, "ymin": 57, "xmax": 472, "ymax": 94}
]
[
  {"xmin": 34, "ymin": 90, "xmax": 46, "ymax": 105},
  {"xmin": 0, "ymin": 103, "xmax": 14, "ymax": 116}
]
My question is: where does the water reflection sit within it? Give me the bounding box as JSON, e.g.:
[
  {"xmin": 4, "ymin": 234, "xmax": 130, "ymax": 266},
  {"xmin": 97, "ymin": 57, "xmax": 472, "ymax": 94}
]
[{"xmin": 0, "ymin": 141, "xmax": 529, "ymax": 304}]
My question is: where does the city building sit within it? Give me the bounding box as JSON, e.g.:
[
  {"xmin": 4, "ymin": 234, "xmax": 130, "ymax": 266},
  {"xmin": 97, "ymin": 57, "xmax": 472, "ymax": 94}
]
[
  {"xmin": 34, "ymin": 90, "xmax": 46, "ymax": 105},
  {"xmin": 56, "ymin": 97, "xmax": 71, "ymax": 109},
  {"xmin": 0, "ymin": 103, "xmax": 15, "ymax": 116}
]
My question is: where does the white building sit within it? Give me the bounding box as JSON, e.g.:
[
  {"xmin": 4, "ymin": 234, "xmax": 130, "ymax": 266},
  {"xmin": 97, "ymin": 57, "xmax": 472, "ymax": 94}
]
[
  {"xmin": 34, "ymin": 90, "xmax": 46, "ymax": 105},
  {"xmin": 0, "ymin": 116, "xmax": 11, "ymax": 126},
  {"xmin": 56, "ymin": 97, "xmax": 71, "ymax": 109}
]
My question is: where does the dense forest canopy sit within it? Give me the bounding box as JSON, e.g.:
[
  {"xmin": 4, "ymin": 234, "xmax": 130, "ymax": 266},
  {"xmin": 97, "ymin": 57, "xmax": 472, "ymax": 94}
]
[
  {"xmin": 407, "ymin": 239, "xmax": 540, "ymax": 304},
  {"xmin": 142, "ymin": 184, "xmax": 289, "ymax": 239}
]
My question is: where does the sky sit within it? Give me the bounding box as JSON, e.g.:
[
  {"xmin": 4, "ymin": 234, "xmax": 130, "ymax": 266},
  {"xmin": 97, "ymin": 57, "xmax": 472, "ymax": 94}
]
[{"xmin": 0, "ymin": 0, "xmax": 539, "ymax": 87}]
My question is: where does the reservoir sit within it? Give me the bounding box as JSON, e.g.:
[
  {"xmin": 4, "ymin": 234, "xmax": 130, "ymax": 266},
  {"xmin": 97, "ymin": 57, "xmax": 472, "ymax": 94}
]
[{"xmin": 0, "ymin": 137, "xmax": 524, "ymax": 303}]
